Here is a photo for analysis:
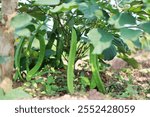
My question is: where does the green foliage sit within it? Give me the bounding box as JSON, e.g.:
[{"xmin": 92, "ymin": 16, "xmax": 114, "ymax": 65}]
[
  {"xmin": 120, "ymin": 28, "xmax": 142, "ymax": 41},
  {"xmin": 139, "ymin": 22, "xmax": 150, "ymax": 34},
  {"xmin": 43, "ymin": 76, "xmax": 59, "ymax": 95},
  {"xmin": 87, "ymin": 28, "xmax": 113, "ymax": 54},
  {"xmin": 11, "ymin": 0, "xmax": 150, "ymax": 95},
  {"xmin": 51, "ymin": 1, "xmax": 77, "ymax": 13},
  {"xmin": 11, "ymin": 13, "xmax": 32, "ymax": 29},
  {"xmin": 34, "ymin": 0, "xmax": 60, "ymax": 5},
  {"xmin": 0, "ymin": 88, "xmax": 32, "ymax": 100},
  {"xmin": 102, "ymin": 45, "xmax": 117, "ymax": 61},
  {"xmin": 11, "ymin": 13, "xmax": 32, "ymax": 37},
  {"xmin": 78, "ymin": 2, "xmax": 99, "ymax": 19},
  {"xmin": 109, "ymin": 12, "xmax": 136, "ymax": 28}
]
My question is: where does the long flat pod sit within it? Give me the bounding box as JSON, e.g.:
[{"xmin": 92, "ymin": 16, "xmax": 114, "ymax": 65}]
[
  {"xmin": 14, "ymin": 38, "xmax": 25, "ymax": 81},
  {"xmin": 26, "ymin": 34, "xmax": 45, "ymax": 81},
  {"xmin": 67, "ymin": 28, "xmax": 77, "ymax": 94},
  {"xmin": 89, "ymin": 45, "xmax": 105, "ymax": 93}
]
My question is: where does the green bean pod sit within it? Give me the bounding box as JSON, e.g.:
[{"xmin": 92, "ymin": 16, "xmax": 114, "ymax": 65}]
[
  {"xmin": 89, "ymin": 45, "xmax": 105, "ymax": 93},
  {"xmin": 67, "ymin": 28, "xmax": 77, "ymax": 94},
  {"xmin": 14, "ymin": 38, "xmax": 25, "ymax": 81},
  {"xmin": 26, "ymin": 34, "xmax": 45, "ymax": 81}
]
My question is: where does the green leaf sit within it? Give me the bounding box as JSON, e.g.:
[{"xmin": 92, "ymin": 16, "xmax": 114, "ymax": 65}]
[
  {"xmin": 11, "ymin": 13, "xmax": 32, "ymax": 29},
  {"xmin": 139, "ymin": 22, "xmax": 150, "ymax": 34},
  {"xmin": 80, "ymin": 76, "xmax": 90, "ymax": 86},
  {"xmin": 29, "ymin": 9, "xmax": 46, "ymax": 21},
  {"xmin": 34, "ymin": 0, "xmax": 60, "ymax": 5},
  {"xmin": 87, "ymin": 28, "xmax": 113, "ymax": 54},
  {"xmin": 120, "ymin": 28, "xmax": 142, "ymax": 41},
  {"xmin": 15, "ymin": 28, "xmax": 31, "ymax": 37},
  {"xmin": 0, "ymin": 88, "xmax": 32, "ymax": 100},
  {"xmin": 109, "ymin": 12, "xmax": 136, "ymax": 28},
  {"xmin": 47, "ymin": 76, "xmax": 55, "ymax": 84},
  {"xmin": 0, "ymin": 88, "xmax": 4, "ymax": 97},
  {"xmin": 78, "ymin": 2, "xmax": 99, "ymax": 19},
  {"xmin": 102, "ymin": 45, "xmax": 117, "ymax": 61},
  {"xmin": 51, "ymin": 1, "xmax": 77, "ymax": 13},
  {"xmin": 119, "ymin": 12, "xmax": 136, "ymax": 27}
]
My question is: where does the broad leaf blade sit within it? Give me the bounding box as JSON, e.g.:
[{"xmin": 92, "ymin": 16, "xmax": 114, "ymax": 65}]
[
  {"xmin": 78, "ymin": 2, "xmax": 99, "ymax": 19},
  {"xmin": 51, "ymin": 2, "xmax": 77, "ymax": 13},
  {"xmin": 35, "ymin": 0, "xmax": 60, "ymax": 5},
  {"xmin": 139, "ymin": 22, "xmax": 150, "ymax": 34},
  {"xmin": 15, "ymin": 28, "xmax": 31, "ymax": 37},
  {"xmin": 87, "ymin": 28, "xmax": 113, "ymax": 54},
  {"xmin": 120, "ymin": 28, "xmax": 142, "ymax": 41},
  {"xmin": 2, "ymin": 88, "xmax": 32, "ymax": 100},
  {"xmin": 109, "ymin": 12, "xmax": 136, "ymax": 28},
  {"xmin": 11, "ymin": 13, "xmax": 32, "ymax": 29},
  {"xmin": 102, "ymin": 45, "xmax": 117, "ymax": 60}
]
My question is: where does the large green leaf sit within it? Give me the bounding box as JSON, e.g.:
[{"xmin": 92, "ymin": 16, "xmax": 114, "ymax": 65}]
[
  {"xmin": 109, "ymin": 12, "xmax": 136, "ymax": 28},
  {"xmin": 0, "ymin": 88, "xmax": 32, "ymax": 100},
  {"xmin": 102, "ymin": 45, "xmax": 117, "ymax": 61},
  {"xmin": 15, "ymin": 28, "xmax": 31, "ymax": 37},
  {"xmin": 51, "ymin": 1, "xmax": 78, "ymax": 13},
  {"xmin": 139, "ymin": 22, "xmax": 150, "ymax": 34},
  {"xmin": 34, "ymin": 0, "xmax": 60, "ymax": 5},
  {"xmin": 87, "ymin": 28, "xmax": 113, "ymax": 54},
  {"xmin": 78, "ymin": 2, "xmax": 99, "ymax": 19},
  {"xmin": 119, "ymin": 12, "xmax": 136, "ymax": 27},
  {"xmin": 11, "ymin": 13, "xmax": 32, "ymax": 29},
  {"xmin": 120, "ymin": 28, "xmax": 142, "ymax": 41}
]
